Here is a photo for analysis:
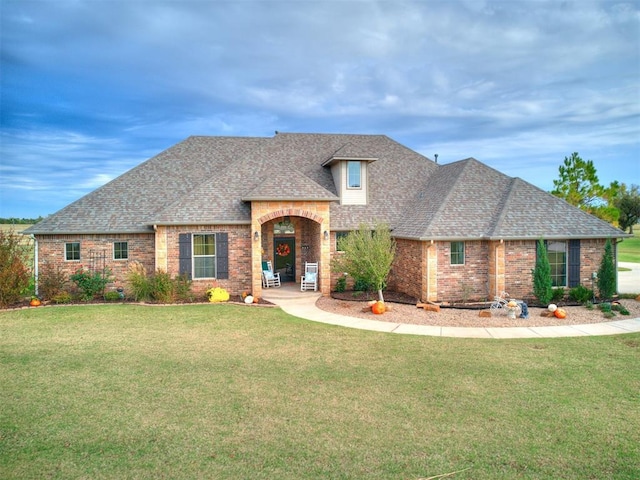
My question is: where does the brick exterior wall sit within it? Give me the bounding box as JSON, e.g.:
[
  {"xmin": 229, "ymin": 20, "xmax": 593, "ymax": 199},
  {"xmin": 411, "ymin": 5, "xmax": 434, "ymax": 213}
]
[
  {"xmin": 436, "ymin": 240, "xmax": 489, "ymax": 302},
  {"xmin": 161, "ymin": 224, "xmax": 253, "ymax": 296},
  {"xmin": 387, "ymin": 239, "xmax": 424, "ymax": 300},
  {"xmin": 35, "ymin": 233, "xmax": 155, "ymax": 292}
]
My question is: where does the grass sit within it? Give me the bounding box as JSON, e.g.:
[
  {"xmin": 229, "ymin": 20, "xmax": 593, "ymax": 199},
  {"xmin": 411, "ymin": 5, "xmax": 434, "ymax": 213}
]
[
  {"xmin": 1, "ymin": 304, "xmax": 639, "ymax": 479},
  {"xmin": 618, "ymin": 226, "xmax": 640, "ymax": 263}
]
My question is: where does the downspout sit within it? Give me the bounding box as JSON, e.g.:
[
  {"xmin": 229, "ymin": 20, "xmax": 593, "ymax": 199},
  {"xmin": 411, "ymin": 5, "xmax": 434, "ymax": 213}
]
[{"xmin": 31, "ymin": 235, "xmax": 38, "ymax": 296}]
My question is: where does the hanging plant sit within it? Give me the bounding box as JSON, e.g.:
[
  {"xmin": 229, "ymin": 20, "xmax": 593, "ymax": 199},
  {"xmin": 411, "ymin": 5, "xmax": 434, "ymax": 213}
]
[{"xmin": 276, "ymin": 243, "xmax": 290, "ymax": 257}]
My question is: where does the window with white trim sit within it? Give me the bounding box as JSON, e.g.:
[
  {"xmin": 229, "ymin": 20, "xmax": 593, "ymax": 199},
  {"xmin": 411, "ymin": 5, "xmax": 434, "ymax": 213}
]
[
  {"xmin": 450, "ymin": 241, "xmax": 465, "ymax": 265},
  {"xmin": 113, "ymin": 241, "xmax": 128, "ymax": 260},
  {"xmin": 65, "ymin": 242, "xmax": 80, "ymax": 261},
  {"xmin": 193, "ymin": 234, "xmax": 216, "ymax": 279},
  {"xmin": 347, "ymin": 161, "xmax": 361, "ymax": 188},
  {"xmin": 547, "ymin": 241, "xmax": 567, "ymax": 287},
  {"xmin": 335, "ymin": 231, "xmax": 350, "ymax": 251}
]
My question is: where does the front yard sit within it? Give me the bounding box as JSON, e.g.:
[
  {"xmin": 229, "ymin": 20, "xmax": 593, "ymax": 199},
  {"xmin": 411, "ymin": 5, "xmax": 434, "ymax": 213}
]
[{"xmin": 1, "ymin": 304, "xmax": 639, "ymax": 479}]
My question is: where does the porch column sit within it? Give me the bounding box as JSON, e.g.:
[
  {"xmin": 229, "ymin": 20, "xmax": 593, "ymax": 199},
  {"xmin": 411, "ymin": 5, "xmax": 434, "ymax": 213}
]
[{"xmin": 251, "ymin": 220, "xmax": 263, "ymax": 298}]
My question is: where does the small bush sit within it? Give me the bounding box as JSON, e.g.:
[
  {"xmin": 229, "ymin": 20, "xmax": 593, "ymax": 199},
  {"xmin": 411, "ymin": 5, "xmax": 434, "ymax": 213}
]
[
  {"xmin": 599, "ymin": 302, "xmax": 612, "ymax": 313},
  {"xmin": 335, "ymin": 275, "xmax": 346, "ymax": 293},
  {"xmin": 70, "ymin": 267, "xmax": 112, "ymax": 301},
  {"xmin": 569, "ymin": 285, "xmax": 593, "ymax": 304},
  {"xmin": 173, "ymin": 274, "xmax": 193, "ymax": 302},
  {"xmin": 150, "ymin": 271, "xmax": 174, "ymax": 303},
  {"xmin": 0, "ymin": 230, "xmax": 32, "ymax": 307},
  {"xmin": 104, "ymin": 291, "xmax": 121, "ymax": 302},
  {"xmin": 612, "ymin": 303, "xmax": 630, "ymax": 315},
  {"xmin": 52, "ymin": 292, "xmax": 72, "ymax": 304},
  {"xmin": 127, "ymin": 262, "xmax": 151, "ymax": 301},
  {"xmin": 353, "ymin": 277, "xmax": 372, "ymax": 292},
  {"xmin": 551, "ymin": 287, "xmax": 565, "ymax": 303},
  {"xmin": 38, "ymin": 263, "xmax": 68, "ymax": 301},
  {"xmin": 584, "ymin": 301, "xmax": 594, "ymax": 310}
]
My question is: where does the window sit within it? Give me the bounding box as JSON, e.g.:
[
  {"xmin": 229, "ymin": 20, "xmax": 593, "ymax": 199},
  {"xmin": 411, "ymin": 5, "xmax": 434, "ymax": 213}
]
[
  {"xmin": 547, "ymin": 241, "xmax": 567, "ymax": 287},
  {"xmin": 347, "ymin": 161, "xmax": 361, "ymax": 188},
  {"xmin": 450, "ymin": 241, "xmax": 465, "ymax": 265},
  {"xmin": 65, "ymin": 242, "xmax": 80, "ymax": 261},
  {"xmin": 113, "ymin": 241, "xmax": 128, "ymax": 260},
  {"xmin": 335, "ymin": 231, "xmax": 350, "ymax": 251},
  {"xmin": 193, "ymin": 234, "xmax": 216, "ymax": 279}
]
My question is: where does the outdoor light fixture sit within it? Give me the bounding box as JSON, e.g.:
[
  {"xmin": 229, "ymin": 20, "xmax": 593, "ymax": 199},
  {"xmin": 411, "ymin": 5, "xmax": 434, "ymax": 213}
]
[
  {"xmin": 254, "ymin": 231, "xmax": 260, "ymax": 241},
  {"xmin": 324, "ymin": 230, "xmax": 329, "ymax": 240}
]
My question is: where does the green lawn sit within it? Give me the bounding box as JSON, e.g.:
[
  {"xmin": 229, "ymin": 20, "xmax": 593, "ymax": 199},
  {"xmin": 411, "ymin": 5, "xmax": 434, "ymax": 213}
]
[
  {"xmin": 618, "ymin": 227, "xmax": 640, "ymax": 263},
  {"xmin": 1, "ymin": 304, "xmax": 639, "ymax": 479}
]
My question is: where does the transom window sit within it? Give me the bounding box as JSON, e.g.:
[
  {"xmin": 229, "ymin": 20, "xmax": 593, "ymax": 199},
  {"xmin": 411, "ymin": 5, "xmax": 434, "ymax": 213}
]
[
  {"xmin": 547, "ymin": 241, "xmax": 567, "ymax": 287},
  {"xmin": 193, "ymin": 234, "xmax": 216, "ymax": 279},
  {"xmin": 65, "ymin": 242, "xmax": 80, "ymax": 261},
  {"xmin": 450, "ymin": 241, "xmax": 465, "ymax": 265},
  {"xmin": 113, "ymin": 241, "xmax": 128, "ymax": 260},
  {"xmin": 347, "ymin": 161, "xmax": 361, "ymax": 188}
]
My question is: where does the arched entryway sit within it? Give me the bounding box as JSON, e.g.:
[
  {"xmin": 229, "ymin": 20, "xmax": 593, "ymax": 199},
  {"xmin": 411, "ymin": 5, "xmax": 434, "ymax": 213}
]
[{"xmin": 251, "ymin": 203, "xmax": 331, "ymax": 297}]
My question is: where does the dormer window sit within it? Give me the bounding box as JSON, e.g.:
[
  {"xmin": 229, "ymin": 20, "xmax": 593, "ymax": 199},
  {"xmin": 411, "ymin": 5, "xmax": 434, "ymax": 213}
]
[{"xmin": 347, "ymin": 161, "xmax": 361, "ymax": 189}]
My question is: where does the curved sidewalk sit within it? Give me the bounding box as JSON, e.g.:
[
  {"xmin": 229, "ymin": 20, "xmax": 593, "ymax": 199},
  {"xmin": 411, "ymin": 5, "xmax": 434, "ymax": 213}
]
[{"xmin": 262, "ymin": 287, "xmax": 640, "ymax": 339}]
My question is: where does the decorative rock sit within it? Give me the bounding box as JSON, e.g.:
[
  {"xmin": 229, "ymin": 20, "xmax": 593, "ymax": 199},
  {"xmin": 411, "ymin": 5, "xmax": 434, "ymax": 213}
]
[{"xmin": 479, "ymin": 310, "xmax": 492, "ymax": 318}]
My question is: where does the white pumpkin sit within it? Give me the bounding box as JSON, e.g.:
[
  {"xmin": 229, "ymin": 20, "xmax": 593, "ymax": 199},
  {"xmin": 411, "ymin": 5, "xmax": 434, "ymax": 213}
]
[
  {"xmin": 548, "ymin": 303, "xmax": 557, "ymax": 312},
  {"xmin": 244, "ymin": 295, "xmax": 254, "ymax": 304}
]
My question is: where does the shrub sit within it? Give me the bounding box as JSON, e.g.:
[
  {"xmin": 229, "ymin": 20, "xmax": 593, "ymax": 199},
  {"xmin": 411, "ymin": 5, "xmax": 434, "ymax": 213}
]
[
  {"xmin": 0, "ymin": 230, "xmax": 32, "ymax": 307},
  {"xmin": 103, "ymin": 291, "xmax": 122, "ymax": 302},
  {"xmin": 597, "ymin": 238, "xmax": 616, "ymax": 300},
  {"xmin": 612, "ymin": 303, "xmax": 630, "ymax": 315},
  {"xmin": 207, "ymin": 287, "xmax": 230, "ymax": 303},
  {"xmin": 127, "ymin": 262, "xmax": 151, "ymax": 301},
  {"xmin": 38, "ymin": 263, "xmax": 68, "ymax": 301},
  {"xmin": 353, "ymin": 277, "xmax": 372, "ymax": 292},
  {"xmin": 335, "ymin": 275, "xmax": 346, "ymax": 293},
  {"xmin": 52, "ymin": 291, "xmax": 72, "ymax": 304},
  {"xmin": 149, "ymin": 271, "xmax": 174, "ymax": 303},
  {"xmin": 173, "ymin": 274, "xmax": 193, "ymax": 302},
  {"xmin": 70, "ymin": 267, "xmax": 112, "ymax": 301},
  {"xmin": 599, "ymin": 302, "xmax": 612, "ymax": 313},
  {"xmin": 569, "ymin": 285, "xmax": 593, "ymax": 304},
  {"xmin": 551, "ymin": 287, "xmax": 565, "ymax": 303},
  {"xmin": 532, "ymin": 239, "xmax": 553, "ymax": 305}
]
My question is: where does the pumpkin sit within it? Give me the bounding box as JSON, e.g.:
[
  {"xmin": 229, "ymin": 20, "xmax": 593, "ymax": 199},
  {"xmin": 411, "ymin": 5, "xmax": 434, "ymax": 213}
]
[
  {"xmin": 548, "ymin": 304, "xmax": 558, "ymax": 312},
  {"xmin": 554, "ymin": 308, "xmax": 567, "ymax": 319},
  {"xmin": 244, "ymin": 295, "xmax": 254, "ymax": 304},
  {"xmin": 507, "ymin": 300, "xmax": 518, "ymax": 308},
  {"xmin": 371, "ymin": 301, "xmax": 386, "ymax": 315},
  {"xmin": 30, "ymin": 298, "xmax": 41, "ymax": 307},
  {"xmin": 253, "ymin": 296, "xmax": 259, "ymax": 304}
]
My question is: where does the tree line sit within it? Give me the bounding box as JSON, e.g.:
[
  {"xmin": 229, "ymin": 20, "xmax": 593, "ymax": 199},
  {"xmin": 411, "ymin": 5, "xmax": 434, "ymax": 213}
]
[{"xmin": 0, "ymin": 217, "xmax": 44, "ymax": 225}]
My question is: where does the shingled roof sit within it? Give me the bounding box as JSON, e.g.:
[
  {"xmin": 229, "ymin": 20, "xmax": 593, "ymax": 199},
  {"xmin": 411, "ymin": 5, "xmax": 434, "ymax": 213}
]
[{"xmin": 25, "ymin": 133, "xmax": 626, "ymax": 240}]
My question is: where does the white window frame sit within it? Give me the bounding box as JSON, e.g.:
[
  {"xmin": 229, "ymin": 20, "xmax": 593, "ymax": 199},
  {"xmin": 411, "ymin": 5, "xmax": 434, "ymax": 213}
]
[
  {"xmin": 193, "ymin": 233, "xmax": 216, "ymax": 279},
  {"xmin": 547, "ymin": 241, "xmax": 567, "ymax": 287},
  {"xmin": 347, "ymin": 161, "xmax": 361, "ymax": 189}
]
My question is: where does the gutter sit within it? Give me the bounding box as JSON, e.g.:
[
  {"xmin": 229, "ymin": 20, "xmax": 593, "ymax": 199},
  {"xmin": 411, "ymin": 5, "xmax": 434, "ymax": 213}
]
[{"xmin": 30, "ymin": 235, "xmax": 38, "ymax": 296}]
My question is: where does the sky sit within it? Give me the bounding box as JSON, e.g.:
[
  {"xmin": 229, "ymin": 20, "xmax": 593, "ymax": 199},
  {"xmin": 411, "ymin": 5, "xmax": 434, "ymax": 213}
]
[{"xmin": 1, "ymin": 0, "xmax": 639, "ymax": 219}]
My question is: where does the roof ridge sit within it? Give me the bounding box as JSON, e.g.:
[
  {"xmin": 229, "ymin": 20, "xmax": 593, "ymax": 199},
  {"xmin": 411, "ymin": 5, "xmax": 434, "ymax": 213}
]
[{"xmin": 487, "ymin": 177, "xmax": 519, "ymax": 237}]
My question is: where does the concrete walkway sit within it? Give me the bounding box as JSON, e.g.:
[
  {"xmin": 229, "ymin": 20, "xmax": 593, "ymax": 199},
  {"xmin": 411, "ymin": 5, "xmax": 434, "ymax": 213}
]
[{"xmin": 262, "ymin": 285, "xmax": 640, "ymax": 339}]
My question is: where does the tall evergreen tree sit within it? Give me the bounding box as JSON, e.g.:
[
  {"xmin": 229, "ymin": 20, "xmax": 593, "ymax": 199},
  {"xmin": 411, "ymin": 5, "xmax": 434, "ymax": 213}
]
[
  {"xmin": 597, "ymin": 238, "xmax": 616, "ymax": 300},
  {"xmin": 532, "ymin": 239, "xmax": 553, "ymax": 305}
]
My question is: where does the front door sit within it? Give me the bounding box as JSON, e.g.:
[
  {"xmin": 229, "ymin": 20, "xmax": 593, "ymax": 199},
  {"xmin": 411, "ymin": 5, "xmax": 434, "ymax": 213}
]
[{"xmin": 274, "ymin": 237, "xmax": 295, "ymax": 282}]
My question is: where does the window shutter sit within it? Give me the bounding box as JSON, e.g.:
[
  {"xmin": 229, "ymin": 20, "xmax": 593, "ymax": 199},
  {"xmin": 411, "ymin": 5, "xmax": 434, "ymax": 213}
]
[
  {"xmin": 179, "ymin": 233, "xmax": 192, "ymax": 278},
  {"xmin": 568, "ymin": 239, "xmax": 580, "ymax": 288},
  {"xmin": 216, "ymin": 233, "xmax": 229, "ymax": 279}
]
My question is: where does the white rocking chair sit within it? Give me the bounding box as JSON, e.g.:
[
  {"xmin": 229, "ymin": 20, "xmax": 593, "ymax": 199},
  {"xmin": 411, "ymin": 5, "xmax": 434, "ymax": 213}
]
[
  {"xmin": 300, "ymin": 262, "xmax": 319, "ymax": 291},
  {"xmin": 262, "ymin": 261, "xmax": 281, "ymax": 288}
]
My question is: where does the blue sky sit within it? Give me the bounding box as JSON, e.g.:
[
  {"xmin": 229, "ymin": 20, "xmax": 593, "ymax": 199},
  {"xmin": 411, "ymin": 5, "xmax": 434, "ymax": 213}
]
[{"xmin": 1, "ymin": 0, "xmax": 639, "ymax": 219}]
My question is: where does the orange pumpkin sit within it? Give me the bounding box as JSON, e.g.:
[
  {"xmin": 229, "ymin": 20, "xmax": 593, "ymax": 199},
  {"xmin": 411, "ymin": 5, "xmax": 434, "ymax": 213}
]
[
  {"xmin": 371, "ymin": 301, "xmax": 386, "ymax": 314},
  {"xmin": 30, "ymin": 298, "xmax": 41, "ymax": 307},
  {"xmin": 554, "ymin": 308, "xmax": 566, "ymax": 319}
]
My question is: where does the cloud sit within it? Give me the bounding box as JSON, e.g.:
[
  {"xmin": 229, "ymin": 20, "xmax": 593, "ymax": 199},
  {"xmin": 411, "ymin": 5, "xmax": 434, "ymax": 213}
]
[{"xmin": 1, "ymin": 0, "xmax": 638, "ymax": 218}]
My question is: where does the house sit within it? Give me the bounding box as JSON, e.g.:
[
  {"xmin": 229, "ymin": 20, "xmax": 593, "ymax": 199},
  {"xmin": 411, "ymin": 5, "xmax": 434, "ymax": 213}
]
[{"xmin": 24, "ymin": 133, "xmax": 628, "ymax": 302}]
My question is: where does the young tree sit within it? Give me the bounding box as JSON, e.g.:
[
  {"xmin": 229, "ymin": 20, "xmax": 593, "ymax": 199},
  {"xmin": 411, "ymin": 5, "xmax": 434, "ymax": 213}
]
[
  {"xmin": 532, "ymin": 239, "xmax": 553, "ymax": 305},
  {"xmin": 0, "ymin": 230, "xmax": 31, "ymax": 307},
  {"xmin": 614, "ymin": 184, "xmax": 640, "ymax": 233},
  {"xmin": 551, "ymin": 152, "xmax": 605, "ymax": 212},
  {"xmin": 597, "ymin": 238, "xmax": 616, "ymax": 301},
  {"xmin": 332, "ymin": 221, "xmax": 395, "ymax": 302}
]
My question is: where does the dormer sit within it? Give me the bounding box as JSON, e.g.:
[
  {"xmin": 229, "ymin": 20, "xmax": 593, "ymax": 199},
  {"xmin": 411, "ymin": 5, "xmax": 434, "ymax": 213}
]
[{"xmin": 322, "ymin": 146, "xmax": 377, "ymax": 205}]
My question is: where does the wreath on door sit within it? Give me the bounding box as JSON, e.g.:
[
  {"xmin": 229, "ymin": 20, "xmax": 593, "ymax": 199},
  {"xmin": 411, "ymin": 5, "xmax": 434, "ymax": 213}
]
[{"xmin": 276, "ymin": 243, "xmax": 291, "ymax": 257}]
